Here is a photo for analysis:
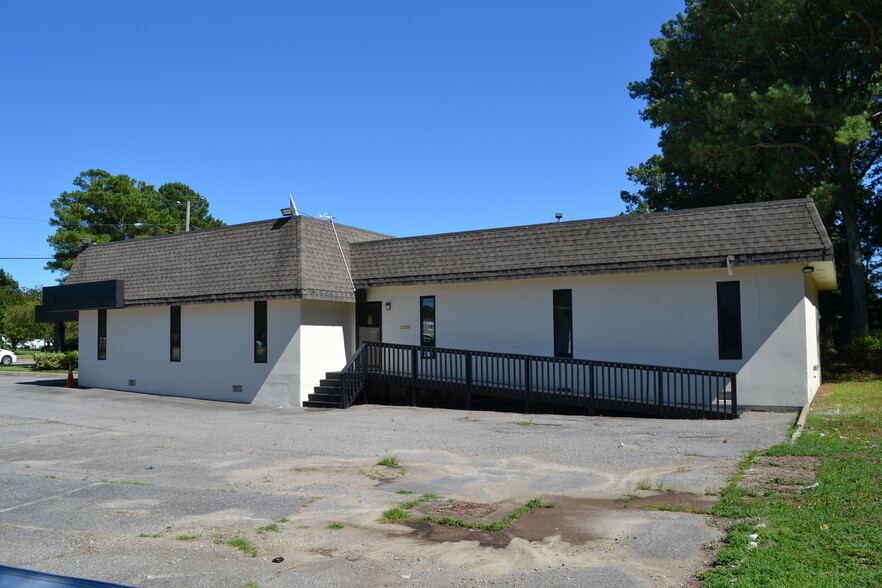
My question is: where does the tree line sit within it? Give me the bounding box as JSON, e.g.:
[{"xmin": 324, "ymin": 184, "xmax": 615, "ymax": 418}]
[
  {"xmin": 0, "ymin": 169, "xmax": 224, "ymax": 351},
  {"xmin": 623, "ymin": 0, "xmax": 881, "ymax": 346}
]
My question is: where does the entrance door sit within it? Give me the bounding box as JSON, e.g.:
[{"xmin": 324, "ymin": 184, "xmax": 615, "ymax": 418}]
[{"xmin": 356, "ymin": 301, "xmax": 382, "ymax": 346}]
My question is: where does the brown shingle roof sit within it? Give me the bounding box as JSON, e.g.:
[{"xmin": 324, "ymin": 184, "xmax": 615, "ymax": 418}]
[
  {"xmin": 350, "ymin": 199, "xmax": 834, "ymax": 288},
  {"xmin": 65, "ymin": 216, "xmax": 390, "ymax": 307}
]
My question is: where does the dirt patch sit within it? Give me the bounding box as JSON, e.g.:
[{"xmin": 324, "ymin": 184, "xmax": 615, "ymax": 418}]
[
  {"xmin": 398, "ymin": 494, "xmax": 714, "ymax": 548},
  {"xmin": 810, "ymin": 384, "xmax": 835, "ymax": 413},
  {"xmin": 307, "ymin": 547, "xmax": 336, "ymax": 558},
  {"xmin": 427, "ymin": 500, "xmax": 500, "ymax": 519},
  {"xmin": 739, "ymin": 455, "xmax": 821, "ymax": 495}
]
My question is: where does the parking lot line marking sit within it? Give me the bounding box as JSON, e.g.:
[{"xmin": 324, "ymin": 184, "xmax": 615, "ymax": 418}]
[{"xmin": 0, "ymin": 482, "xmax": 105, "ymax": 514}]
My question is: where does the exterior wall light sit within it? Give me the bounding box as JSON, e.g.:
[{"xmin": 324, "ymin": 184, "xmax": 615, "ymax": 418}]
[
  {"xmin": 802, "ymin": 265, "xmax": 815, "ymax": 273},
  {"xmin": 385, "ymin": 302, "xmax": 391, "ymax": 310}
]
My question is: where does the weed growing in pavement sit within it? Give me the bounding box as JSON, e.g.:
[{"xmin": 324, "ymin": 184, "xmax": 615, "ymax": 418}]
[
  {"xmin": 175, "ymin": 534, "xmax": 201, "ymax": 541},
  {"xmin": 216, "ymin": 537, "xmax": 257, "ymax": 556},
  {"xmin": 636, "ymin": 477, "xmax": 652, "ymax": 491},
  {"xmin": 138, "ymin": 533, "xmax": 162, "ymax": 538},
  {"xmin": 510, "ymin": 418, "xmax": 534, "ymax": 426},
  {"xmin": 380, "ymin": 508, "xmax": 412, "ymax": 523},
  {"xmin": 642, "ymin": 504, "xmax": 711, "ymax": 515},
  {"xmin": 256, "ymin": 524, "xmax": 280, "ymax": 534},
  {"xmin": 377, "ymin": 454, "xmax": 400, "ymax": 467},
  {"xmin": 423, "ymin": 498, "xmax": 554, "ymax": 531},
  {"xmin": 326, "ymin": 522, "xmax": 344, "ymax": 530}
]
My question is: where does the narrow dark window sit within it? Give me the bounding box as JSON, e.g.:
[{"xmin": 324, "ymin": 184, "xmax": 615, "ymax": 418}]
[
  {"xmin": 420, "ymin": 296, "xmax": 436, "ymax": 348},
  {"xmin": 170, "ymin": 306, "xmax": 181, "ymax": 362},
  {"xmin": 717, "ymin": 281, "xmax": 742, "ymax": 360},
  {"xmin": 553, "ymin": 289, "xmax": 573, "ymax": 358},
  {"xmin": 97, "ymin": 308, "xmax": 107, "ymax": 360},
  {"xmin": 254, "ymin": 301, "xmax": 267, "ymax": 363}
]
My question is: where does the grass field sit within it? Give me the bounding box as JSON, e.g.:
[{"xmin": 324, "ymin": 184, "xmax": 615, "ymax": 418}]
[
  {"xmin": 704, "ymin": 381, "xmax": 882, "ymax": 587},
  {"xmin": 0, "ymin": 364, "xmax": 75, "ymax": 375}
]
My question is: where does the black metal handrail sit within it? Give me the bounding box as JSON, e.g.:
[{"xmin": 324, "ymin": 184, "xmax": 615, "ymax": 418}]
[{"xmin": 340, "ymin": 342, "xmax": 737, "ymax": 418}]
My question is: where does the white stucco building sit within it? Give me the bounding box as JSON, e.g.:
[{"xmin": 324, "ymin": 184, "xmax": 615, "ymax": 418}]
[{"xmin": 42, "ymin": 199, "xmax": 835, "ymax": 414}]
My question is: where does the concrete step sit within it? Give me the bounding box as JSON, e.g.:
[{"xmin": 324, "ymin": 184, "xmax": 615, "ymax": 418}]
[
  {"xmin": 319, "ymin": 379, "xmax": 342, "ymax": 388},
  {"xmin": 324, "ymin": 371, "xmax": 342, "ymax": 381},
  {"xmin": 302, "ymin": 400, "xmax": 341, "ymax": 409},
  {"xmin": 308, "ymin": 392, "xmax": 342, "ymax": 403}
]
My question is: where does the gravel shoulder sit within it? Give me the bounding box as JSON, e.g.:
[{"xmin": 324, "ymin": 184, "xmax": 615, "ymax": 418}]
[{"xmin": 0, "ymin": 375, "xmax": 793, "ymax": 587}]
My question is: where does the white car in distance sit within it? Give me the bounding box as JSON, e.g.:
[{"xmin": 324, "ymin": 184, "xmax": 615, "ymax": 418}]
[{"xmin": 0, "ymin": 349, "xmax": 16, "ymax": 365}]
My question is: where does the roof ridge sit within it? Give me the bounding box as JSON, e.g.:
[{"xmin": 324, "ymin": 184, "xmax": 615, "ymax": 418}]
[{"xmin": 355, "ymin": 198, "xmax": 816, "ymax": 246}]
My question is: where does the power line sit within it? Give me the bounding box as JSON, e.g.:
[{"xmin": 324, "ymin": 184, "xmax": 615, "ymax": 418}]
[{"xmin": 0, "ymin": 215, "xmax": 48, "ymax": 222}]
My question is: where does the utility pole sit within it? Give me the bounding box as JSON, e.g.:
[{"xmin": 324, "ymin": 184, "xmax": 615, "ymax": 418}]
[{"xmin": 185, "ymin": 200, "xmax": 191, "ymax": 232}]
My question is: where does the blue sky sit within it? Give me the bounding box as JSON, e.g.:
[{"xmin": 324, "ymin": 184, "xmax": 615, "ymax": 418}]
[{"xmin": 1, "ymin": 0, "xmax": 685, "ymax": 290}]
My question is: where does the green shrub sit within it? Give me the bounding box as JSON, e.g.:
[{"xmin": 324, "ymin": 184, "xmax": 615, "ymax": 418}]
[
  {"xmin": 849, "ymin": 335, "xmax": 881, "ymax": 371},
  {"xmin": 33, "ymin": 351, "xmax": 78, "ymax": 371}
]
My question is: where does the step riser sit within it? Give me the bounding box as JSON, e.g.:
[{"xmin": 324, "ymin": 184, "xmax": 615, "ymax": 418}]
[
  {"xmin": 308, "ymin": 393, "xmax": 342, "ymax": 402},
  {"xmin": 302, "ymin": 401, "xmax": 341, "ymax": 409}
]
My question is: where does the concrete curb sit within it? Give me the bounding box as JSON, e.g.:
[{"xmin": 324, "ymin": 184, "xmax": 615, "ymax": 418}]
[{"xmin": 790, "ymin": 402, "xmax": 812, "ymax": 444}]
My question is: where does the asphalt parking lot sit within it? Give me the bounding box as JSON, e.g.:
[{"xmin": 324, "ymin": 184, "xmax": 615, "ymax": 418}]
[{"xmin": 0, "ymin": 374, "xmax": 793, "ymax": 587}]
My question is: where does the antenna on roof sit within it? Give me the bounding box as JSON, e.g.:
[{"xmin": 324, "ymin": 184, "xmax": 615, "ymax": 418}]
[
  {"xmin": 555, "ymin": 212, "xmax": 563, "ymax": 222},
  {"xmin": 320, "ymin": 213, "xmax": 355, "ymax": 292}
]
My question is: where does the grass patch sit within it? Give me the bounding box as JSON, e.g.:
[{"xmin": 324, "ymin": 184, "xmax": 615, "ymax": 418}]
[
  {"xmin": 300, "ymin": 496, "xmax": 322, "ymax": 508},
  {"xmin": 395, "ymin": 489, "xmax": 414, "ymax": 495},
  {"xmin": 175, "ymin": 534, "xmax": 201, "ymax": 541},
  {"xmin": 256, "ymin": 524, "xmax": 280, "ymax": 534},
  {"xmin": 276, "ymin": 517, "xmax": 290, "ymax": 523},
  {"xmin": 325, "ymin": 522, "xmax": 344, "ymax": 530},
  {"xmin": 379, "ymin": 493, "xmax": 444, "ymax": 524},
  {"xmin": 242, "ymin": 582, "xmax": 259, "ymax": 588},
  {"xmin": 380, "ymin": 507, "xmax": 412, "ymax": 524},
  {"xmin": 376, "ymin": 455, "xmax": 399, "ymax": 467},
  {"xmin": 703, "ymin": 381, "xmax": 882, "ymax": 587},
  {"xmin": 424, "ymin": 498, "xmax": 554, "ymax": 531},
  {"xmin": 138, "ymin": 533, "xmax": 162, "ymax": 538},
  {"xmin": 643, "ymin": 504, "xmax": 711, "ymax": 515},
  {"xmin": 217, "ymin": 537, "xmax": 256, "ymax": 556},
  {"xmin": 510, "ymin": 418, "xmax": 534, "ymax": 426},
  {"xmin": 636, "ymin": 477, "xmax": 652, "ymax": 491}
]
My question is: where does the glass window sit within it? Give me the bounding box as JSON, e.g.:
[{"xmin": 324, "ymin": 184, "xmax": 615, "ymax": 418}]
[
  {"xmin": 97, "ymin": 308, "xmax": 107, "ymax": 360},
  {"xmin": 717, "ymin": 281, "xmax": 742, "ymax": 360},
  {"xmin": 254, "ymin": 301, "xmax": 267, "ymax": 363},
  {"xmin": 170, "ymin": 306, "xmax": 181, "ymax": 362},
  {"xmin": 553, "ymin": 289, "xmax": 573, "ymax": 358},
  {"xmin": 420, "ymin": 296, "xmax": 435, "ymax": 348}
]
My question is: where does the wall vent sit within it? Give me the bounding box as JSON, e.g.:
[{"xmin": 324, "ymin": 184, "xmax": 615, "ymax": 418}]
[
  {"xmin": 232, "ymin": 385, "xmax": 243, "ymax": 392},
  {"xmin": 128, "ymin": 379, "xmax": 136, "ymax": 386}
]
